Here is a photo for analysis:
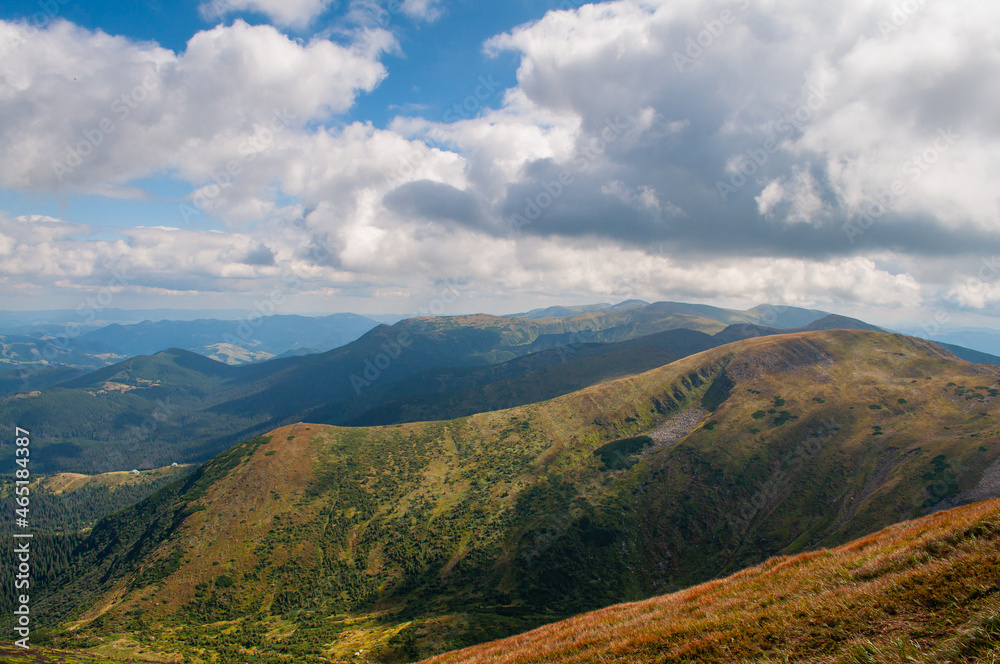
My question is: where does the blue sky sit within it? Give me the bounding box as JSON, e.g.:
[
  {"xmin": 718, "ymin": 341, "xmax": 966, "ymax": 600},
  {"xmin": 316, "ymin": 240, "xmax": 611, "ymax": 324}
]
[
  {"xmin": 0, "ymin": 0, "xmax": 548, "ymax": 230},
  {"xmin": 0, "ymin": 0, "xmax": 998, "ymax": 330}
]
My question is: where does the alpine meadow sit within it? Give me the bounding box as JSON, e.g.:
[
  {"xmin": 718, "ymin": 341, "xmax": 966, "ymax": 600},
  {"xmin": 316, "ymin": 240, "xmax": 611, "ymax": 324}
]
[{"xmin": 2, "ymin": 0, "xmax": 1000, "ymax": 663}]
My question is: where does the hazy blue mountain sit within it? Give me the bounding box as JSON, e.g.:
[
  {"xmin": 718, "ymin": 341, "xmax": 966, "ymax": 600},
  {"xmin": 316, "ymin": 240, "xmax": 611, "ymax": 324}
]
[
  {"xmin": 936, "ymin": 341, "xmax": 1000, "ymax": 366},
  {"xmin": 78, "ymin": 313, "xmax": 380, "ymax": 363},
  {"xmin": 4, "ymin": 302, "xmax": 995, "ymax": 474},
  {"xmin": 506, "ymin": 301, "xmax": 646, "ymax": 319},
  {"xmin": 897, "ymin": 327, "xmax": 1000, "ymax": 356},
  {"xmin": 744, "ymin": 304, "xmax": 831, "ymax": 329},
  {"xmin": 0, "ymin": 308, "xmax": 252, "ymax": 333}
]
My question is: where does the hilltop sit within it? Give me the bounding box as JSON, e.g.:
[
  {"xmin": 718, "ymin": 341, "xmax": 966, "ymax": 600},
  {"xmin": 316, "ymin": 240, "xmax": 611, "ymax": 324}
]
[{"xmin": 14, "ymin": 330, "xmax": 1000, "ymax": 662}]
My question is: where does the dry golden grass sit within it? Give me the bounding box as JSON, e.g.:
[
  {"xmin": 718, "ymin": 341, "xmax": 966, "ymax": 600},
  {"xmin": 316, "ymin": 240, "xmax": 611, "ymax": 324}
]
[
  {"xmin": 38, "ymin": 465, "xmax": 190, "ymax": 495},
  {"xmin": 421, "ymin": 498, "xmax": 1000, "ymax": 664}
]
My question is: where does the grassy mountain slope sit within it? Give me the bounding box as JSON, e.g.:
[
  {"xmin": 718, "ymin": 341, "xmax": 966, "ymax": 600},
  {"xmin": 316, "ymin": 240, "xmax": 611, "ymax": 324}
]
[
  {"xmin": 20, "ymin": 330, "xmax": 1000, "ymax": 663},
  {"xmin": 423, "ymin": 497, "xmax": 1000, "ymax": 664},
  {"xmin": 2, "ymin": 305, "xmax": 990, "ymax": 475},
  {"xmin": 301, "ymin": 327, "xmax": 716, "ymax": 426},
  {"xmin": 0, "ymin": 464, "xmax": 194, "ymax": 535},
  {"xmin": 0, "ymin": 303, "xmax": 807, "ymax": 473},
  {"xmin": 335, "ymin": 315, "xmax": 889, "ymax": 428}
]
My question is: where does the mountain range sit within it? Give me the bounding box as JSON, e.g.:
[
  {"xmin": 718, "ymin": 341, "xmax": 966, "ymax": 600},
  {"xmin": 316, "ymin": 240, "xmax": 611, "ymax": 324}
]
[
  {"xmin": 0, "ymin": 302, "xmax": 912, "ymax": 474},
  {"xmin": 4, "ymin": 301, "xmax": 999, "ymax": 474},
  {"xmin": 5, "ymin": 328, "xmax": 999, "ymax": 662}
]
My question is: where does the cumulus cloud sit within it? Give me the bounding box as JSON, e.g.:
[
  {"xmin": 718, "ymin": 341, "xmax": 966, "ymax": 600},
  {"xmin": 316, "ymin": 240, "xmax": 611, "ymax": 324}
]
[
  {"xmin": 199, "ymin": 0, "xmax": 335, "ymax": 28},
  {"xmin": 3, "ymin": 0, "xmax": 1000, "ymax": 316},
  {"xmin": 0, "ymin": 19, "xmax": 393, "ymax": 193},
  {"xmin": 400, "ymin": 0, "xmax": 444, "ymax": 22},
  {"xmin": 464, "ymin": 0, "xmax": 1000, "ymax": 260}
]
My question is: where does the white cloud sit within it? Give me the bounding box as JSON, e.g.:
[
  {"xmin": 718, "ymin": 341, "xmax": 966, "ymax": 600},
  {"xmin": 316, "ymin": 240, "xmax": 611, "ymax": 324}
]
[
  {"xmin": 400, "ymin": 0, "xmax": 444, "ymax": 22},
  {"xmin": 0, "ymin": 210, "xmax": 929, "ymax": 315},
  {"xmin": 198, "ymin": 0, "xmax": 334, "ymax": 28},
  {"xmin": 0, "ymin": 19, "xmax": 393, "ymax": 193},
  {"xmin": 478, "ymin": 0, "xmax": 1000, "ymax": 244},
  {"xmin": 2, "ymin": 0, "xmax": 1000, "ymax": 317}
]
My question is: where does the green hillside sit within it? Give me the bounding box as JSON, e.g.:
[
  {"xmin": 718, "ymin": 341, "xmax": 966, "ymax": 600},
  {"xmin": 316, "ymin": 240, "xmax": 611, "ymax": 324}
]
[
  {"xmin": 0, "ymin": 464, "xmax": 194, "ymax": 535},
  {"xmin": 301, "ymin": 327, "xmax": 716, "ymax": 426},
  {"xmin": 422, "ymin": 497, "xmax": 1000, "ymax": 664},
  {"xmin": 12, "ymin": 330, "xmax": 1000, "ymax": 663},
  {"xmin": 0, "ymin": 303, "xmax": 866, "ymax": 474}
]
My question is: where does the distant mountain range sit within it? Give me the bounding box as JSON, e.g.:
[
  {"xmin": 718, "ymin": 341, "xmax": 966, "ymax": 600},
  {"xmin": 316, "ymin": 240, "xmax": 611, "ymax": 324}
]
[
  {"xmin": 896, "ymin": 326, "xmax": 1000, "ymax": 356},
  {"xmin": 9, "ymin": 329, "xmax": 998, "ymax": 663},
  {"xmin": 3, "ymin": 302, "xmax": 998, "ymax": 474},
  {"xmin": 77, "ymin": 312, "xmax": 380, "ymax": 361}
]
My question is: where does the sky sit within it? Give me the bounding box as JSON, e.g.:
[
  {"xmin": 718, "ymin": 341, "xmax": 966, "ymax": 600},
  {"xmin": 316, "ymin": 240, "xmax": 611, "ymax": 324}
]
[{"xmin": 0, "ymin": 0, "xmax": 998, "ymax": 329}]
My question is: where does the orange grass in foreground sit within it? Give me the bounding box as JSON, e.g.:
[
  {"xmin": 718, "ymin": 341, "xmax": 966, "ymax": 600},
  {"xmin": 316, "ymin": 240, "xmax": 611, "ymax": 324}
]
[{"xmin": 422, "ymin": 498, "xmax": 1000, "ymax": 664}]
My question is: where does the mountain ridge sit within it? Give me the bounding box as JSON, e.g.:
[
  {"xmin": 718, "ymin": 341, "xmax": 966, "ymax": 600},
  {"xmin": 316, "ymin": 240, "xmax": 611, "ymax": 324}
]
[{"xmin": 14, "ymin": 329, "xmax": 1000, "ymax": 663}]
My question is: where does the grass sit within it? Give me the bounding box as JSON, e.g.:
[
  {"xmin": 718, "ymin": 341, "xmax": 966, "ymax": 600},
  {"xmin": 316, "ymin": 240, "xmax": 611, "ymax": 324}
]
[
  {"xmin": 421, "ymin": 497, "xmax": 1000, "ymax": 664},
  {"xmin": 15, "ymin": 330, "xmax": 1000, "ymax": 663},
  {"xmin": 0, "ymin": 644, "xmax": 169, "ymax": 663}
]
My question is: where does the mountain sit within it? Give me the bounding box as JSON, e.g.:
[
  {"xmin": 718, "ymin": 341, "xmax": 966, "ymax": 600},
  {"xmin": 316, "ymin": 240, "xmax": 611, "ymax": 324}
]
[
  {"xmin": 0, "ymin": 332, "xmax": 127, "ymax": 372},
  {"xmin": 0, "ymin": 363, "xmax": 87, "ymax": 395},
  {"xmin": 421, "ymin": 496, "xmax": 1000, "ymax": 664},
  {"xmin": 506, "ymin": 300, "xmax": 649, "ymax": 319},
  {"xmin": 16, "ymin": 330, "xmax": 1000, "ymax": 663},
  {"xmin": 710, "ymin": 313, "xmax": 883, "ymax": 345},
  {"xmin": 0, "ymin": 308, "xmax": 254, "ymax": 333},
  {"xmin": 898, "ymin": 326, "xmax": 1000, "ymax": 357},
  {"xmin": 938, "ymin": 341, "xmax": 1000, "ymax": 366},
  {"xmin": 314, "ymin": 327, "xmax": 718, "ymax": 426},
  {"xmin": 78, "ymin": 313, "xmax": 381, "ymax": 364},
  {"xmin": 744, "ymin": 303, "xmax": 831, "ymax": 329},
  {"xmin": 799, "ymin": 313, "xmax": 885, "ymax": 332},
  {"xmin": 4, "ymin": 305, "xmax": 995, "ymax": 474},
  {"xmin": 335, "ymin": 316, "xmax": 892, "ymax": 427},
  {"xmin": 0, "ymin": 464, "xmax": 193, "ymax": 535},
  {"xmin": 0, "ymin": 312, "xmax": 382, "ymax": 398},
  {"xmin": 0, "ymin": 306, "xmax": 826, "ymax": 473}
]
